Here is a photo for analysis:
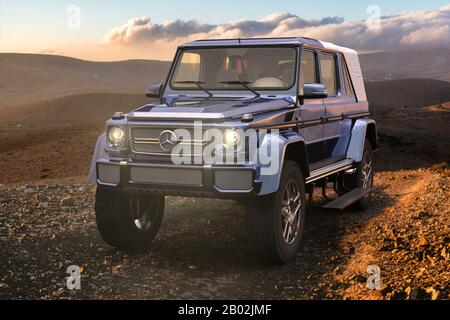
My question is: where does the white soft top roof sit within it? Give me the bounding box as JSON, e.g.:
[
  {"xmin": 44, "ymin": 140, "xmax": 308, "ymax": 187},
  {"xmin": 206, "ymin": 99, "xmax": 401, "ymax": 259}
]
[{"xmin": 319, "ymin": 41, "xmax": 367, "ymax": 101}]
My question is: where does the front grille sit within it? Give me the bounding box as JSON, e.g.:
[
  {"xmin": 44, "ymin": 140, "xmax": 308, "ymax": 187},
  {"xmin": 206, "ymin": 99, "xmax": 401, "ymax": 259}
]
[{"xmin": 130, "ymin": 127, "xmax": 207, "ymax": 155}]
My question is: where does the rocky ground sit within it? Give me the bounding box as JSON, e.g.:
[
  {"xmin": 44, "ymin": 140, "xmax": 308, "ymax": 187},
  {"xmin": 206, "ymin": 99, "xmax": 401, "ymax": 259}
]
[{"xmin": 0, "ymin": 162, "xmax": 448, "ymax": 300}]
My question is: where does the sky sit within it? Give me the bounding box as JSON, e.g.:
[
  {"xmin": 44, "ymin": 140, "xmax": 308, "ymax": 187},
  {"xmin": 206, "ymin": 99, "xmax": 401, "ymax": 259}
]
[{"xmin": 1, "ymin": 0, "xmax": 450, "ymax": 61}]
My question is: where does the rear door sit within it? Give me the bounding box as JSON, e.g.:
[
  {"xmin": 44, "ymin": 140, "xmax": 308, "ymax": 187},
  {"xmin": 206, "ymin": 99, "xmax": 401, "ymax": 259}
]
[
  {"xmin": 298, "ymin": 49, "xmax": 326, "ymax": 166},
  {"xmin": 320, "ymin": 51, "xmax": 354, "ymax": 162}
]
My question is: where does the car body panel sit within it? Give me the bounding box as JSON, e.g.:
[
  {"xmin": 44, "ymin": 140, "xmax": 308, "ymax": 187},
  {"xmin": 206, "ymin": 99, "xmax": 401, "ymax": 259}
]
[{"xmin": 346, "ymin": 118, "xmax": 377, "ymax": 162}]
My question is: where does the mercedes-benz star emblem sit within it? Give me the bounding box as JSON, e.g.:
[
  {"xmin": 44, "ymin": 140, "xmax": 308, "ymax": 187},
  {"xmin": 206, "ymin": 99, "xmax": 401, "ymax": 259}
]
[{"xmin": 159, "ymin": 130, "xmax": 178, "ymax": 152}]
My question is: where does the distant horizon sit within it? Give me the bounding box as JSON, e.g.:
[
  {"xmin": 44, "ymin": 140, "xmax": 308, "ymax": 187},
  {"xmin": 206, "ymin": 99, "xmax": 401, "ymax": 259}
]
[{"xmin": 2, "ymin": 46, "xmax": 450, "ymax": 63}]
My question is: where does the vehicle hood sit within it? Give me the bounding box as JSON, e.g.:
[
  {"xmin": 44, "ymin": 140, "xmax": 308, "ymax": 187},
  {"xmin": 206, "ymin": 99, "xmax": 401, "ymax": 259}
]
[{"xmin": 128, "ymin": 97, "xmax": 295, "ymax": 121}]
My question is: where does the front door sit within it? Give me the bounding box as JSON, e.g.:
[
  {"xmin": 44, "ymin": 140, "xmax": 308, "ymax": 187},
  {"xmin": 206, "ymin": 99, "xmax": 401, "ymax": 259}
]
[{"xmin": 297, "ymin": 49, "xmax": 326, "ymax": 167}]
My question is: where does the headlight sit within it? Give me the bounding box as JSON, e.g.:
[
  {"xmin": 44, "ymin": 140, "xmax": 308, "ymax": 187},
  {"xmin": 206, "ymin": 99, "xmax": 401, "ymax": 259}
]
[
  {"xmin": 108, "ymin": 126, "xmax": 126, "ymax": 147},
  {"xmin": 223, "ymin": 129, "xmax": 241, "ymax": 150}
]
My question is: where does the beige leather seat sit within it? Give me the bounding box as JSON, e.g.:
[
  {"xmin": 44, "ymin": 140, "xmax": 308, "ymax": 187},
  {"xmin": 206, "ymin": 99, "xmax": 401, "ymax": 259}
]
[{"xmin": 253, "ymin": 77, "xmax": 285, "ymax": 88}]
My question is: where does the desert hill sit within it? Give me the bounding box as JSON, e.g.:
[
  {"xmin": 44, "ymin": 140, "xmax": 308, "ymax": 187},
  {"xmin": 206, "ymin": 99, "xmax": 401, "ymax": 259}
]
[
  {"xmin": 0, "ymin": 53, "xmax": 170, "ymax": 106},
  {"xmin": 0, "ymin": 92, "xmax": 150, "ymax": 128},
  {"xmin": 365, "ymin": 78, "xmax": 450, "ymax": 109},
  {"xmin": 360, "ymin": 49, "xmax": 450, "ymax": 82}
]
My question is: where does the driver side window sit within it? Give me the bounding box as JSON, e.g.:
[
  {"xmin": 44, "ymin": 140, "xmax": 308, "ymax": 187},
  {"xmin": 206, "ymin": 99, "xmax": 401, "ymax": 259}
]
[
  {"xmin": 172, "ymin": 52, "xmax": 201, "ymax": 88},
  {"xmin": 300, "ymin": 50, "xmax": 318, "ymax": 94},
  {"xmin": 319, "ymin": 52, "xmax": 337, "ymax": 96}
]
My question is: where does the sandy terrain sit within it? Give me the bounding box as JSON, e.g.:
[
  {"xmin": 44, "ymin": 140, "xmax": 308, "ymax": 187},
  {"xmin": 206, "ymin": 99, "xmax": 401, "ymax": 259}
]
[
  {"xmin": 0, "ymin": 163, "xmax": 448, "ymax": 299},
  {"xmin": 0, "ymin": 54, "xmax": 449, "ymax": 299}
]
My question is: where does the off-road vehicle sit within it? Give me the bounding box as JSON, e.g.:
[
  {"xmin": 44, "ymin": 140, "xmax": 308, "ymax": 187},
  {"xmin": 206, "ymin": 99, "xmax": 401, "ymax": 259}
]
[{"xmin": 89, "ymin": 37, "xmax": 377, "ymax": 264}]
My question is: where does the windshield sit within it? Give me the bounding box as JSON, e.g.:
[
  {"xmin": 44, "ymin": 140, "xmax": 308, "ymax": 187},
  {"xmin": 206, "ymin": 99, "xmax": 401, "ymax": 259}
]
[{"xmin": 169, "ymin": 46, "xmax": 297, "ymax": 92}]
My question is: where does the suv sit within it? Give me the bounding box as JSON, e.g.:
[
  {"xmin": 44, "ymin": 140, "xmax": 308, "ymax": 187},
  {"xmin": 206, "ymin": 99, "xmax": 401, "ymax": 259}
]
[{"xmin": 89, "ymin": 37, "xmax": 377, "ymax": 264}]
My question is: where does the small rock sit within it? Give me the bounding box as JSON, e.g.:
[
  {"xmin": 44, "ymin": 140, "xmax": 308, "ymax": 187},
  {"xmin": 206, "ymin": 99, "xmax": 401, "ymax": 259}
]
[
  {"xmin": 61, "ymin": 196, "xmax": 75, "ymax": 207},
  {"xmin": 39, "ymin": 202, "xmax": 49, "ymax": 209},
  {"xmin": 426, "ymin": 287, "xmax": 439, "ymax": 300},
  {"xmin": 0, "ymin": 283, "xmax": 10, "ymax": 289},
  {"xmin": 111, "ymin": 265, "xmax": 123, "ymax": 276},
  {"xmin": 417, "ymin": 234, "xmax": 428, "ymax": 247},
  {"xmin": 52, "ymin": 287, "xmax": 65, "ymax": 297},
  {"xmin": 25, "ymin": 188, "xmax": 35, "ymax": 194}
]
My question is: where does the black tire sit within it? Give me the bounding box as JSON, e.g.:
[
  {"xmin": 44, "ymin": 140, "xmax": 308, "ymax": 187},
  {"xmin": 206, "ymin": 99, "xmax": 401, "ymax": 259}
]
[
  {"xmin": 246, "ymin": 161, "xmax": 306, "ymax": 264},
  {"xmin": 345, "ymin": 139, "xmax": 374, "ymax": 210},
  {"xmin": 95, "ymin": 187, "xmax": 165, "ymax": 250}
]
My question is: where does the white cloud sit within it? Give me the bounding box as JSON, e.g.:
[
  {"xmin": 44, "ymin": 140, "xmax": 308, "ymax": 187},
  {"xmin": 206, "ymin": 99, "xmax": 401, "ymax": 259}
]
[
  {"xmin": 37, "ymin": 47, "xmax": 63, "ymax": 55},
  {"xmin": 103, "ymin": 8, "xmax": 450, "ymax": 52},
  {"xmin": 440, "ymin": 3, "xmax": 450, "ymax": 11}
]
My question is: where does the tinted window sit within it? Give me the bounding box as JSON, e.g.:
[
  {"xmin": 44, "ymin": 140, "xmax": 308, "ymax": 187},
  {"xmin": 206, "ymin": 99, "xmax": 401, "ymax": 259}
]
[
  {"xmin": 320, "ymin": 52, "xmax": 337, "ymax": 96},
  {"xmin": 300, "ymin": 50, "xmax": 317, "ymax": 90},
  {"xmin": 171, "ymin": 52, "xmax": 201, "ymax": 87},
  {"xmin": 342, "ymin": 59, "xmax": 354, "ymax": 97}
]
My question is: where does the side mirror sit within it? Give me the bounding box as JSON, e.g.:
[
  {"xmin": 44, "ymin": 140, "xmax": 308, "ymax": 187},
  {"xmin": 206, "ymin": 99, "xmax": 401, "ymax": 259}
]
[
  {"xmin": 145, "ymin": 83, "xmax": 163, "ymax": 98},
  {"xmin": 302, "ymin": 83, "xmax": 328, "ymax": 99}
]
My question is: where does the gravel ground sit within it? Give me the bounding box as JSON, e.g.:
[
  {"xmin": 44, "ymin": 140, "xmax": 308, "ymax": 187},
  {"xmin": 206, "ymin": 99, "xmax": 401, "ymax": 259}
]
[{"xmin": 0, "ymin": 166, "xmax": 448, "ymax": 300}]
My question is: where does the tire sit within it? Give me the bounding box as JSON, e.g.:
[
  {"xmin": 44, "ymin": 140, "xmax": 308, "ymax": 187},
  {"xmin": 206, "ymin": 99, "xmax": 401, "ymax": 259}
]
[
  {"xmin": 246, "ymin": 161, "xmax": 306, "ymax": 264},
  {"xmin": 345, "ymin": 139, "xmax": 374, "ymax": 210},
  {"xmin": 95, "ymin": 187, "xmax": 165, "ymax": 250}
]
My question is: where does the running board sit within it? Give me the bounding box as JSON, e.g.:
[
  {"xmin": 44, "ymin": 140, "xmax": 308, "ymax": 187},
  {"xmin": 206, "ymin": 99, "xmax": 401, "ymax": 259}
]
[
  {"xmin": 322, "ymin": 187, "xmax": 372, "ymax": 210},
  {"xmin": 306, "ymin": 159, "xmax": 354, "ymax": 184}
]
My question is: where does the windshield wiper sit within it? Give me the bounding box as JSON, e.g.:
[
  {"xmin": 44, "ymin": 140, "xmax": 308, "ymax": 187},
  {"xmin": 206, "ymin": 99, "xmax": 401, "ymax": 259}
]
[
  {"xmin": 174, "ymin": 81, "xmax": 213, "ymax": 98},
  {"xmin": 218, "ymin": 80, "xmax": 260, "ymax": 99}
]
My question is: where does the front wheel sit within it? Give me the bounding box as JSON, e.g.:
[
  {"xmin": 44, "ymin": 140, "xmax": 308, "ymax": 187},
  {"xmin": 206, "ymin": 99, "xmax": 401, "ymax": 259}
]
[
  {"xmin": 246, "ymin": 161, "xmax": 306, "ymax": 264},
  {"xmin": 95, "ymin": 188, "xmax": 165, "ymax": 250}
]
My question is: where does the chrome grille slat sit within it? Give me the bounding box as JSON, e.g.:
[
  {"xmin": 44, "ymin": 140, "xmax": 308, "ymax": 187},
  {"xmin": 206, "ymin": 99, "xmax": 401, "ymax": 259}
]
[{"xmin": 130, "ymin": 127, "xmax": 207, "ymax": 155}]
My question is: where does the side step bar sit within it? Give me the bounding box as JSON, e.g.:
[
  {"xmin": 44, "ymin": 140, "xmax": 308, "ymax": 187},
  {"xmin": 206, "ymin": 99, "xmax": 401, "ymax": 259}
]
[
  {"xmin": 323, "ymin": 187, "xmax": 372, "ymax": 210},
  {"xmin": 306, "ymin": 159, "xmax": 354, "ymax": 184}
]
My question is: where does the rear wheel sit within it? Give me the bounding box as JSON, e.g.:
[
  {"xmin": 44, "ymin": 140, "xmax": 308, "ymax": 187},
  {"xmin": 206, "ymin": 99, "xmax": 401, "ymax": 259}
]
[
  {"xmin": 345, "ymin": 139, "xmax": 373, "ymax": 210},
  {"xmin": 246, "ymin": 161, "xmax": 306, "ymax": 264},
  {"xmin": 95, "ymin": 187, "xmax": 165, "ymax": 250}
]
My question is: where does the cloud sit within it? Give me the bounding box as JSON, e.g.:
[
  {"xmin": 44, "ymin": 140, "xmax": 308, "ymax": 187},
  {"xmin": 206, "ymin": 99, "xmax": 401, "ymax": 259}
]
[
  {"xmin": 37, "ymin": 47, "xmax": 64, "ymax": 55},
  {"xmin": 103, "ymin": 8, "xmax": 450, "ymax": 53},
  {"xmin": 102, "ymin": 12, "xmax": 344, "ymax": 44},
  {"xmin": 440, "ymin": 3, "xmax": 450, "ymax": 12}
]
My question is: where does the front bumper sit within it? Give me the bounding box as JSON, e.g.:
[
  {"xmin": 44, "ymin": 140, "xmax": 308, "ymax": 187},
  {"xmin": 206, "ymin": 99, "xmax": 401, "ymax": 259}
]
[{"xmin": 96, "ymin": 159, "xmax": 262, "ymax": 198}]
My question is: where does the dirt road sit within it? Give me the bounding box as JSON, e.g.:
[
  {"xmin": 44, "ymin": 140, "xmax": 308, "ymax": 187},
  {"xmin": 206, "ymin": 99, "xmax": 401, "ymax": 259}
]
[{"xmin": 1, "ymin": 165, "xmax": 448, "ymax": 300}]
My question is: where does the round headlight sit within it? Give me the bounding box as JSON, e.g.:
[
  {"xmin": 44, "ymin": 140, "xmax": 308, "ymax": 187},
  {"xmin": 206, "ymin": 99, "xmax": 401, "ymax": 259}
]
[
  {"xmin": 223, "ymin": 129, "xmax": 241, "ymax": 149},
  {"xmin": 108, "ymin": 126, "xmax": 125, "ymax": 147}
]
